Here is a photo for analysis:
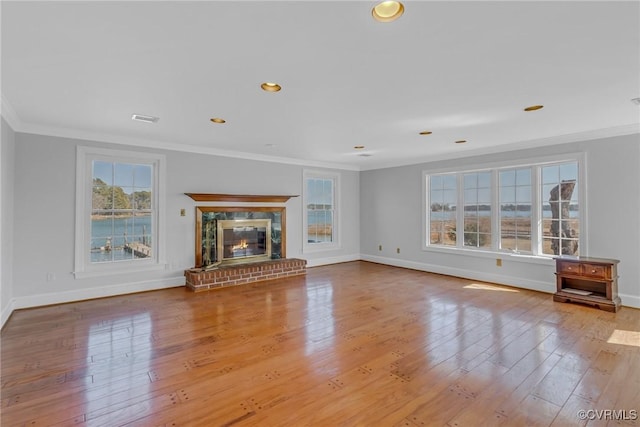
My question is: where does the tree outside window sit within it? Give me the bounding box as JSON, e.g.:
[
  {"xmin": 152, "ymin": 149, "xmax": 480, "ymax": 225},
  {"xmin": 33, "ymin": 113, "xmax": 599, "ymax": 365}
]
[
  {"xmin": 91, "ymin": 161, "xmax": 153, "ymax": 263},
  {"xmin": 75, "ymin": 147, "xmax": 165, "ymax": 278},
  {"xmin": 542, "ymin": 163, "xmax": 579, "ymax": 256},
  {"xmin": 425, "ymin": 159, "xmax": 581, "ymax": 257}
]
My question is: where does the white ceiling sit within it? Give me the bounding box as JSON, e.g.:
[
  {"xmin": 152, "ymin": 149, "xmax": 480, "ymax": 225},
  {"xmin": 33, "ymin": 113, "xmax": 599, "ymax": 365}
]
[{"xmin": 2, "ymin": 1, "xmax": 639, "ymax": 171}]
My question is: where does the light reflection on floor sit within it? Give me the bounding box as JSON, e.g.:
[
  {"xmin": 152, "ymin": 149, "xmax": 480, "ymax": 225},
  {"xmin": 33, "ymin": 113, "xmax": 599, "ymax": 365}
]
[
  {"xmin": 84, "ymin": 312, "xmax": 153, "ymax": 420},
  {"xmin": 464, "ymin": 283, "xmax": 520, "ymax": 292},
  {"xmin": 607, "ymin": 329, "xmax": 640, "ymax": 347},
  {"xmin": 304, "ymin": 283, "xmax": 335, "ymax": 357}
]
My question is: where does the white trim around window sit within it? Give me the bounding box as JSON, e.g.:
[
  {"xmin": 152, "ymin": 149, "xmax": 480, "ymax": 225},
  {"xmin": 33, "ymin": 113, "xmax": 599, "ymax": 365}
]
[
  {"xmin": 74, "ymin": 146, "xmax": 167, "ymax": 278},
  {"xmin": 422, "ymin": 152, "xmax": 587, "ymax": 260},
  {"xmin": 302, "ymin": 169, "xmax": 341, "ymax": 253}
]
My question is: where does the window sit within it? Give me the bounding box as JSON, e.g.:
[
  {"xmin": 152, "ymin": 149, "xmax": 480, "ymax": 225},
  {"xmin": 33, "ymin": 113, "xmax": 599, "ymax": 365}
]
[
  {"xmin": 425, "ymin": 157, "xmax": 582, "ymax": 258},
  {"xmin": 75, "ymin": 147, "xmax": 165, "ymax": 277},
  {"xmin": 541, "ymin": 162, "xmax": 579, "ymax": 256},
  {"xmin": 463, "ymin": 171, "xmax": 492, "ymax": 248},
  {"xmin": 499, "ymin": 168, "xmax": 532, "ymax": 253},
  {"xmin": 429, "ymin": 174, "xmax": 457, "ymax": 246},
  {"xmin": 303, "ymin": 170, "xmax": 339, "ymax": 252}
]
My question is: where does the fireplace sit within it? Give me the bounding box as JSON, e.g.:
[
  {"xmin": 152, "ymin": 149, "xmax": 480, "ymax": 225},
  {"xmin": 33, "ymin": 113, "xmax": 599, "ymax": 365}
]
[
  {"xmin": 194, "ymin": 206, "xmax": 286, "ymax": 268},
  {"xmin": 185, "ymin": 195, "xmax": 305, "ymax": 291},
  {"xmin": 217, "ymin": 219, "xmax": 271, "ymax": 264}
]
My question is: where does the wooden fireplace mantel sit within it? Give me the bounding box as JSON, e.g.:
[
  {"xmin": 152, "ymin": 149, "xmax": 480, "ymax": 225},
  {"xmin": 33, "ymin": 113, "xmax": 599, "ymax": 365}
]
[{"xmin": 185, "ymin": 193, "xmax": 298, "ymax": 203}]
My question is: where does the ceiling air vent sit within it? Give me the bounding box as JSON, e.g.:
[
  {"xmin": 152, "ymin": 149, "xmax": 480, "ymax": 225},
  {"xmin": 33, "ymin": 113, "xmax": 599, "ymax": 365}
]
[{"xmin": 131, "ymin": 114, "xmax": 159, "ymax": 123}]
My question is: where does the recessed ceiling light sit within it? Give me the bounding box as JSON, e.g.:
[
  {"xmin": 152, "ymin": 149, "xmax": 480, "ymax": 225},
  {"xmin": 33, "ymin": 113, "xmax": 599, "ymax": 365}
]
[
  {"xmin": 372, "ymin": 1, "xmax": 404, "ymax": 22},
  {"xmin": 455, "ymin": 140, "xmax": 467, "ymax": 144},
  {"xmin": 354, "ymin": 145, "xmax": 365, "ymax": 149},
  {"xmin": 419, "ymin": 131, "xmax": 432, "ymax": 135},
  {"xmin": 210, "ymin": 118, "xmax": 226, "ymax": 124},
  {"xmin": 631, "ymin": 97, "xmax": 640, "ymax": 105},
  {"xmin": 131, "ymin": 114, "xmax": 159, "ymax": 123},
  {"xmin": 261, "ymin": 82, "xmax": 281, "ymax": 92},
  {"xmin": 524, "ymin": 105, "xmax": 544, "ymax": 111}
]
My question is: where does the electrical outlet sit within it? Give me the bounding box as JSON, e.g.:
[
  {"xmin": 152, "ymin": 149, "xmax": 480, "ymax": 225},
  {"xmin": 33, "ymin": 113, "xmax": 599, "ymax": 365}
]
[
  {"xmin": 379, "ymin": 244, "xmax": 382, "ymax": 251},
  {"xmin": 180, "ymin": 208, "xmax": 186, "ymax": 216},
  {"xmin": 496, "ymin": 258, "xmax": 502, "ymax": 267},
  {"xmin": 396, "ymin": 248, "xmax": 400, "ymax": 254}
]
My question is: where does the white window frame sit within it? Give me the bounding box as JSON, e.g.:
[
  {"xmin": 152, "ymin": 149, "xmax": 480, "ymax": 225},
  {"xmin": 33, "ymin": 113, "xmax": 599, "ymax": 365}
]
[
  {"xmin": 303, "ymin": 169, "xmax": 340, "ymax": 253},
  {"xmin": 422, "ymin": 153, "xmax": 586, "ymax": 261},
  {"xmin": 496, "ymin": 166, "xmax": 534, "ymax": 254},
  {"xmin": 461, "ymin": 170, "xmax": 493, "ymax": 249},
  {"xmin": 74, "ymin": 146, "xmax": 166, "ymax": 278}
]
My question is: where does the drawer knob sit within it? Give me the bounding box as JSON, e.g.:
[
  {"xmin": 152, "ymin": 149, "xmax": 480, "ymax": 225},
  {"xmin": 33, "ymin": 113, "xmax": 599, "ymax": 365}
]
[
  {"xmin": 591, "ymin": 269, "xmax": 596, "ymax": 273},
  {"xmin": 568, "ymin": 266, "xmax": 572, "ymax": 270}
]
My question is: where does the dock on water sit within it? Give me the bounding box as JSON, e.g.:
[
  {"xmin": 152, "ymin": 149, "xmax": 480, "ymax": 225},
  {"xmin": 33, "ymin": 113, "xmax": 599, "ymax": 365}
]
[{"xmin": 124, "ymin": 242, "xmax": 151, "ymax": 258}]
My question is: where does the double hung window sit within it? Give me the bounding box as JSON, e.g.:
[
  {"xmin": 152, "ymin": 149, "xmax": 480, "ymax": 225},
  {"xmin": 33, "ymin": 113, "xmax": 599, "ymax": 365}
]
[
  {"xmin": 75, "ymin": 147, "xmax": 165, "ymax": 277},
  {"xmin": 499, "ymin": 168, "xmax": 532, "ymax": 253},
  {"xmin": 462, "ymin": 171, "xmax": 492, "ymax": 248},
  {"xmin": 303, "ymin": 170, "xmax": 339, "ymax": 252}
]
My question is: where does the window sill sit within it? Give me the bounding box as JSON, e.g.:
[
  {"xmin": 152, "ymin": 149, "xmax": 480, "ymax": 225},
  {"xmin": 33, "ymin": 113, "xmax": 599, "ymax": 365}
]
[
  {"xmin": 74, "ymin": 262, "xmax": 168, "ymax": 279},
  {"xmin": 422, "ymin": 245, "xmax": 555, "ymax": 266}
]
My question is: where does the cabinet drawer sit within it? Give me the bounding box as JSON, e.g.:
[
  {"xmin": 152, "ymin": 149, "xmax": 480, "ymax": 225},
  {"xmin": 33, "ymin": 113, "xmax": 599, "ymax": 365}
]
[
  {"xmin": 582, "ymin": 263, "xmax": 607, "ymax": 279},
  {"xmin": 557, "ymin": 261, "xmax": 581, "ymax": 275},
  {"xmin": 553, "ymin": 257, "xmax": 620, "ymax": 312}
]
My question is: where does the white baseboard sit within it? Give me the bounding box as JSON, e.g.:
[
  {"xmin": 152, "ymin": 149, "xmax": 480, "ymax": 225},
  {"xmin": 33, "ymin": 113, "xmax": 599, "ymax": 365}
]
[
  {"xmin": 11, "ymin": 276, "xmax": 185, "ymax": 312},
  {"xmin": 360, "ymin": 254, "xmax": 640, "ymax": 309},
  {"xmin": 1, "ymin": 298, "xmax": 16, "ymax": 329},
  {"xmin": 360, "ymin": 254, "xmax": 556, "ymax": 294},
  {"xmin": 618, "ymin": 292, "xmax": 640, "ymax": 309},
  {"xmin": 305, "ymin": 253, "xmax": 361, "ymax": 268},
  {"xmin": 2, "ymin": 259, "xmax": 636, "ymax": 328}
]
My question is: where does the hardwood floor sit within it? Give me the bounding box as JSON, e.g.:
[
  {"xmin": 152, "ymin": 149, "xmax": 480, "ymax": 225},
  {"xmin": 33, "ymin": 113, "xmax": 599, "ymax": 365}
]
[{"xmin": 1, "ymin": 261, "xmax": 639, "ymax": 426}]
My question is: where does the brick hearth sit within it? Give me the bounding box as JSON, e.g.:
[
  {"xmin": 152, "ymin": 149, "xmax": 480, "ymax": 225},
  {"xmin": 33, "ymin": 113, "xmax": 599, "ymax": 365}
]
[{"xmin": 184, "ymin": 258, "xmax": 307, "ymax": 292}]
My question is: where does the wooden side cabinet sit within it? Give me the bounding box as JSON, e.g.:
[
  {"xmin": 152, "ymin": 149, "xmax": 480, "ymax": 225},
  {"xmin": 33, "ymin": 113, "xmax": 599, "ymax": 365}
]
[{"xmin": 554, "ymin": 257, "xmax": 621, "ymax": 312}]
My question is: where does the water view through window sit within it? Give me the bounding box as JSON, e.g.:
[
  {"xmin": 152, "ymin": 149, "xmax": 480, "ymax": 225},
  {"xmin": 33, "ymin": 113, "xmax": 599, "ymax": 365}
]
[
  {"xmin": 91, "ymin": 161, "xmax": 153, "ymax": 263},
  {"xmin": 306, "ymin": 177, "xmax": 334, "ymax": 243},
  {"xmin": 428, "ymin": 160, "xmax": 580, "ymax": 256}
]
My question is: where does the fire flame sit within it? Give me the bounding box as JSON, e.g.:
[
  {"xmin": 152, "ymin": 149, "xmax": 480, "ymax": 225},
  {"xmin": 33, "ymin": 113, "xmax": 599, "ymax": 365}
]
[{"xmin": 232, "ymin": 239, "xmax": 249, "ymax": 252}]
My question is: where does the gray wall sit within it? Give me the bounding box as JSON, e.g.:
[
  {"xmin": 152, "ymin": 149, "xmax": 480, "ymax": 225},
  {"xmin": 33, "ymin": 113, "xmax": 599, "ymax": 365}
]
[
  {"xmin": 1, "ymin": 117, "xmax": 16, "ymax": 325},
  {"xmin": 360, "ymin": 133, "xmax": 640, "ymax": 308},
  {"xmin": 8, "ymin": 132, "xmax": 360, "ymax": 312},
  {"xmin": 2, "ymin": 127, "xmax": 638, "ymax": 327}
]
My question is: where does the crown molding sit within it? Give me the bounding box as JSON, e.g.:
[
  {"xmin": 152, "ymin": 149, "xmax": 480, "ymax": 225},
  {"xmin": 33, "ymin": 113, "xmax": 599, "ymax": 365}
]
[
  {"xmin": 4, "ymin": 92, "xmax": 637, "ymax": 173},
  {"xmin": 358, "ymin": 123, "xmax": 640, "ymax": 171},
  {"xmin": 0, "ymin": 92, "xmax": 359, "ymax": 171},
  {"xmin": 12, "ymin": 121, "xmax": 361, "ymax": 171}
]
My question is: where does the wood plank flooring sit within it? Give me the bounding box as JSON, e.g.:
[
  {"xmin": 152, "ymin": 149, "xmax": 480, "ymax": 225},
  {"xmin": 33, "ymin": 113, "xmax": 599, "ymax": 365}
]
[{"xmin": 1, "ymin": 261, "xmax": 639, "ymax": 426}]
